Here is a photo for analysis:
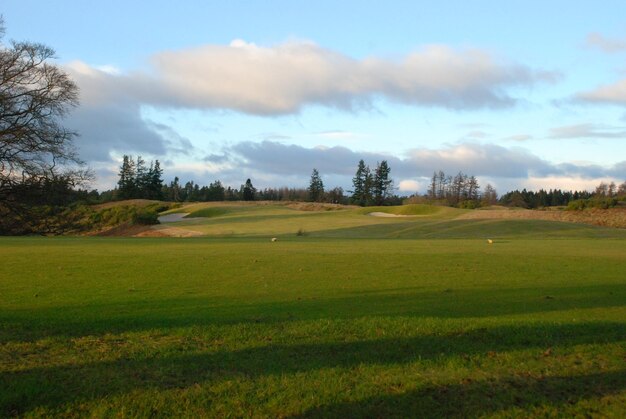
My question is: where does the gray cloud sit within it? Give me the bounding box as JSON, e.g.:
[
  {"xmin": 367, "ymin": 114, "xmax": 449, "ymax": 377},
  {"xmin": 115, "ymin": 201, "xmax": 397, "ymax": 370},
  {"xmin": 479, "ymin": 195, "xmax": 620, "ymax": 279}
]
[
  {"xmin": 65, "ymin": 64, "xmax": 195, "ymax": 162},
  {"xmin": 548, "ymin": 123, "xmax": 626, "ymax": 139},
  {"xmin": 586, "ymin": 32, "xmax": 626, "ymax": 53},
  {"xmin": 221, "ymin": 140, "xmax": 622, "ymax": 182},
  {"xmin": 230, "ymin": 141, "xmax": 400, "ymax": 176},
  {"xmin": 142, "ymin": 141, "xmax": 625, "ymax": 192},
  {"xmin": 68, "ymin": 104, "xmax": 168, "ymax": 162}
]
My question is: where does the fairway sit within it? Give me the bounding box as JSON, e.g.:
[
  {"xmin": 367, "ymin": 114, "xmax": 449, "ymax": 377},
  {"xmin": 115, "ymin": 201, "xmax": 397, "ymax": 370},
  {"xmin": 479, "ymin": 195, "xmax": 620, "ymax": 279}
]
[{"xmin": 1, "ymin": 206, "xmax": 625, "ymax": 417}]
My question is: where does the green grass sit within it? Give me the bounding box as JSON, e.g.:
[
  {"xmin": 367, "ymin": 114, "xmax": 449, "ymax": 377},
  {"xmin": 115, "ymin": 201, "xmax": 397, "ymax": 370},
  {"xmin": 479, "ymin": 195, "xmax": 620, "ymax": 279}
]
[{"xmin": 1, "ymin": 204, "xmax": 625, "ymax": 417}]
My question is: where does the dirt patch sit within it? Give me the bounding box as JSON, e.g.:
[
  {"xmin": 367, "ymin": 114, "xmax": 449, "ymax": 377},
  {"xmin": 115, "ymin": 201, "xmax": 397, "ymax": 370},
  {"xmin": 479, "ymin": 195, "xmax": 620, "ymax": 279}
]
[
  {"xmin": 92, "ymin": 223, "xmax": 154, "ymax": 237},
  {"xmin": 457, "ymin": 207, "xmax": 626, "ymax": 229},
  {"xmin": 147, "ymin": 225, "xmax": 204, "ymax": 237}
]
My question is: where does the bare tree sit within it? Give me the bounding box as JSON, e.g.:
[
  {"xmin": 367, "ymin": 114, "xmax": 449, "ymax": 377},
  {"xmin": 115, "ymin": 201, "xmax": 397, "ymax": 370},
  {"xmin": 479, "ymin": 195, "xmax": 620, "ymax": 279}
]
[{"xmin": 0, "ymin": 17, "xmax": 88, "ymax": 206}]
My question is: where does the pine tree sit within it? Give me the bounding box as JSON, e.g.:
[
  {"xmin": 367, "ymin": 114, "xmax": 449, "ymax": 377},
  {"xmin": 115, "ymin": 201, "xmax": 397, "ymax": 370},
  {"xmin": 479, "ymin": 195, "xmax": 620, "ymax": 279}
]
[
  {"xmin": 148, "ymin": 160, "xmax": 164, "ymax": 200},
  {"xmin": 242, "ymin": 178, "xmax": 255, "ymax": 201},
  {"xmin": 373, "ymin": 160, "xmax": 393, "ymax": 205},
  {"xmin": 135, "ymin": 156, "xmax": 148, "ymax": 198},
  {"xmin": 351, "ymin": 159, "xmax": 370, "ymax": 206},
  {"xmin": 117, "ymin": 155, "xmax": 136, "ymax": 199},
  {"xmin": 308, "ymin": 169, "xmax": 325, "ymax": 202}
]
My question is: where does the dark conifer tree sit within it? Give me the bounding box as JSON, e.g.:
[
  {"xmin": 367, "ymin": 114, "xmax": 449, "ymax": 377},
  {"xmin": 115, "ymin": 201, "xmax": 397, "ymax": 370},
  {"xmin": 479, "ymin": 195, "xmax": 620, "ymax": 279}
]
[{"xmin": 308, "ymin": 168, "xmax": 325, "ymax": 202}]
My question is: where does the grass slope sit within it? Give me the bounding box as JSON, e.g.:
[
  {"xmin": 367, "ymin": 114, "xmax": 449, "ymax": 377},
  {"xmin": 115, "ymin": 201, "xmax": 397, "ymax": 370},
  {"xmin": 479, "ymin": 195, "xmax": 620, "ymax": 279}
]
[
  {"xmin": 156, "ymin": 202, "xmax": 626, "ymax": 240},
  {"xmin": 1, "ymin": 205, "xmax": 625, "ymax": 417}
]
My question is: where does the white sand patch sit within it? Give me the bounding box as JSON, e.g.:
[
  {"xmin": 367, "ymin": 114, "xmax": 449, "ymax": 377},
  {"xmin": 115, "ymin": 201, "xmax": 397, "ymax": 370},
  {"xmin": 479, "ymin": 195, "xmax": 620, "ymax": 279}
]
[{"xmin": 368, "ymin": 212, "xmax": 415, "ymax": 218}]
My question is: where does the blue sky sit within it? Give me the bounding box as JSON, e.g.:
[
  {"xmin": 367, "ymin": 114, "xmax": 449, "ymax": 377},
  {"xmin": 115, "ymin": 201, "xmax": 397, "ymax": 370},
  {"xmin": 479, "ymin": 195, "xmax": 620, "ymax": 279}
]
[{"xmin": 3, "ymin": 1, "xmax": 626, "ymax": 194}]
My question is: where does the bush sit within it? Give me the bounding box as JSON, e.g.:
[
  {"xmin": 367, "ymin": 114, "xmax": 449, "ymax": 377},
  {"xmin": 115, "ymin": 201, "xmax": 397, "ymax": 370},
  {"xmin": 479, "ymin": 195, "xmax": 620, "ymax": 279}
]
[
  {"xmin": 132, "ymin": 209, "xmax": 160, "ymax": 225},
  {"xmin": 458, "ymin": 200, "xmax": 480, "ymax": 209},
  {"xmin": 566, "ymin": 197, "xmax": 618, "ymax": 211}
]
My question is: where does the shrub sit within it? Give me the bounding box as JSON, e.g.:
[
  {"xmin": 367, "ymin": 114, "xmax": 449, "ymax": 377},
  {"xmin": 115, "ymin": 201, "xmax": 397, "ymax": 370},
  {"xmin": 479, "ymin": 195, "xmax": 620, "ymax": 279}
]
[
  {"xmin": 132, "ymin": 209, "xmax": 160, "ymax": 225},
  {"xmin": 566, "ymin": 197, "xmax": 618, "ymax": 211}
]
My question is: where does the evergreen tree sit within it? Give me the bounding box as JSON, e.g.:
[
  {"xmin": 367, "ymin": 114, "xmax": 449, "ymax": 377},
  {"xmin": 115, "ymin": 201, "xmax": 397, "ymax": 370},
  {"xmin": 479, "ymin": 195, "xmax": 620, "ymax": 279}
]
[
  {"xmin": 135, "ymin": 156, "xmax": 148, "ymax": 198},
  {"xmin": 308, "ymin": 168, "xmax": 325, "ymax": 202},
  {"xmin": 242, "ymin": 178, "xmax": 256, "ymax": 201},
  {"xmin": 117, "ymin": 155, "xmax": 136, "ymax": 199},
  {"xmin": 373, "ymin": 160, "xmax": 393, "ymax": 205},
  {"xmin": 148, "ymin": 160, "xmax": 164, "ymax": 200},
  {"xmin": 351, "ymin": 159, "xmax": 373, "ymax": 206},
  {"xmin": 207, "ymin": 180, "xmax": 225, "ymax": 201}
]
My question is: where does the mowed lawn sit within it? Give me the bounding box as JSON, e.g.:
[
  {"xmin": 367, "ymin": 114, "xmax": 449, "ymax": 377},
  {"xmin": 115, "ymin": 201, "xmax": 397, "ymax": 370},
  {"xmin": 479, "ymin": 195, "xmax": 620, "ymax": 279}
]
[{"xmin": 1, "ymin": 206, "xmax": 625, "ymax": 417}]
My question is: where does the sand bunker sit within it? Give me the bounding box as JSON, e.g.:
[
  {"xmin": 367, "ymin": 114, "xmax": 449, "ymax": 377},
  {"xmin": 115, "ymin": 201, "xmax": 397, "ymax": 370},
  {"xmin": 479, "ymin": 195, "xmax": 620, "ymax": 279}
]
[{"xmin": 368, "ymin": 212, "xmax": 415, "ymax": 218}]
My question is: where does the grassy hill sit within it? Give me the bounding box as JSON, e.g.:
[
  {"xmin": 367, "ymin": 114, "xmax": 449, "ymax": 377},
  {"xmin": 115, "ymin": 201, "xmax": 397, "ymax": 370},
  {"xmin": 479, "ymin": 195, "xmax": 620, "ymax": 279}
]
[{"xmin": 1, "ymin": 202, "xmax": 625, "ymax": 417}]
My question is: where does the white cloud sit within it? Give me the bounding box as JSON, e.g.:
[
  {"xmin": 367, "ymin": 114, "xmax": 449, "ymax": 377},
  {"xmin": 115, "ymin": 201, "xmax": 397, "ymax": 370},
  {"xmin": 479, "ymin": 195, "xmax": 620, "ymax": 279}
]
[
  {"xmin": 69, "ymin": 40, "xmax": 558, "ymax": 116},
  {"xmin": 398, "ymin": 179, "xmax": 420, "ymax": 192}
]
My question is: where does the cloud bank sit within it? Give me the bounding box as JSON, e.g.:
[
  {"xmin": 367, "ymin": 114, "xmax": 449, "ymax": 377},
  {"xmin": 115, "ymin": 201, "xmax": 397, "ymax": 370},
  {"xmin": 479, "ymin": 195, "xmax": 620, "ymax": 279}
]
[{"xmin": 203, "ymin": 141, "xmax": 625, "ymax": 189}]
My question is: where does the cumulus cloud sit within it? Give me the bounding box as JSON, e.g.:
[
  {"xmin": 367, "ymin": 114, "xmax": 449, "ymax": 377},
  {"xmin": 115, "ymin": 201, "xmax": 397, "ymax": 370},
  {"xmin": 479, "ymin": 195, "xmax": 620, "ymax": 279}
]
[
  {"xmin": 586, "ymin": 32, "xmax": 626, "ymax": 53},
  {"xmin": 63, "ymin": 40, "xmax": 560, "ymax": 164},
  {"xmin": 548, "ymin": 123, "xmax": 626, "ymax": 139},
  {"xmin": 69, "ymin": 40, "xmax": 557, "ymax": 116}
]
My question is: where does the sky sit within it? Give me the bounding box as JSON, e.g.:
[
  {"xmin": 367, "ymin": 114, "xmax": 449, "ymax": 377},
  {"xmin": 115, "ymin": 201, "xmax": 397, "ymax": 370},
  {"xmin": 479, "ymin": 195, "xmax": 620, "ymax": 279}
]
[{"xmin": 3, "ymin": 1, "xmax": 626, "ymax": 194}]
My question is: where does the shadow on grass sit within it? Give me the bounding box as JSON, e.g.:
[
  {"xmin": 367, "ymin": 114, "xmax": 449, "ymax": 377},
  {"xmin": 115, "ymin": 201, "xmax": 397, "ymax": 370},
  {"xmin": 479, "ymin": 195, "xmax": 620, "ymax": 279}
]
[
  {"xmin": 2, "ymin": 283, "xmax": 624, "ymax": 343},
  {"xmin": 292, "ymin": 370, "xmax": 626, "ymax": 418},
  {"xmin": 2, "ymin": 322, "xmax": 625, "ymax": 415}
]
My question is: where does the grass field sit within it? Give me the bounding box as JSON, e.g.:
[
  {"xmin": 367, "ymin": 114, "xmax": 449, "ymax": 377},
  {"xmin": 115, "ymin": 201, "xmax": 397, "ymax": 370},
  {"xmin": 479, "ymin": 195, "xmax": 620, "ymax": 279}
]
[{"xmin": 1, "ymin": 203, "xmax": 625, "ymax": 417}]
